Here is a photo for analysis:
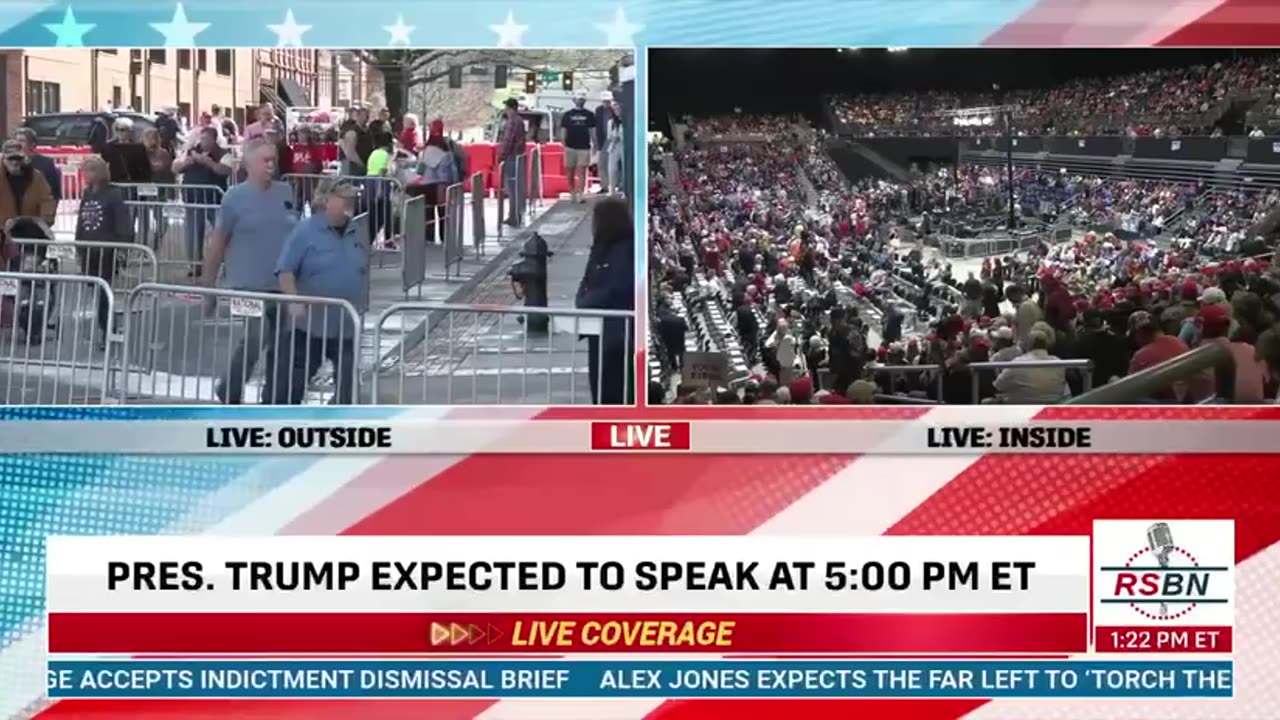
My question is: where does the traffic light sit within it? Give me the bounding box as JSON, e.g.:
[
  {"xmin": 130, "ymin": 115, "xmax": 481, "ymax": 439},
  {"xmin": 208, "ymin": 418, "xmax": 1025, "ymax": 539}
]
[
  {"xmin": 524, "ymin": 72, "xmax": 537, "ymax": 94},
  {"xmin": 494, "ymin": 64, "xmax": 508, "ymax": 89},
  {"xmin": 448, "ymin": 66, "xmax": 463, "ymax": 89},
  {"xmin": 562, "ymin": 71, "xmax": 574, "ymax": 92}
]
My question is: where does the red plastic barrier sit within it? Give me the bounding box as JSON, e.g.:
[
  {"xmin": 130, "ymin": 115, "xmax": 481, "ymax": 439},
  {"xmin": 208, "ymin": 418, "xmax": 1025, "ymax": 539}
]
[
  {"xmin": 37, "ymin": 146, "xmax": 92, "ymax": 198},
  {"xmin": 538, "ymin": 143, "xmax": 569, "ymax": 197},
  {"xmin": 463, "ymin": 143, "xmax": 497, "ymax": 191},
  {"xmin": 459, "ymin": 142, "xmax": 567, "ymax": 199}
]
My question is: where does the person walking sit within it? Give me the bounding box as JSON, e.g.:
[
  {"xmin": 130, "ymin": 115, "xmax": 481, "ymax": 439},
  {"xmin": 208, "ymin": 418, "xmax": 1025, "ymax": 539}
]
[
  {"xmin": 271, "ymin": 178, "xmax": 366, "ymax": 405},
  {"xmin": 560, "ymin": 91, "xmax": 597, "ymax": 203},
  {"xmin": 172, "ymin": 126, "xmax": 232, "ymax": 277},
  {"xmin": 594, "ymin": 92, "xmax": 615, "ymax": 195},
  {"xmin": 199, "ymin": 138, "xmax": 299, "ymax": 404},
  {"xmin": 73, "ymin": 155, "xmax": 133, "ymax": 349},
  {"xmin": 496, "ymin": 98, "xmax": 526, "ymax": 227}
]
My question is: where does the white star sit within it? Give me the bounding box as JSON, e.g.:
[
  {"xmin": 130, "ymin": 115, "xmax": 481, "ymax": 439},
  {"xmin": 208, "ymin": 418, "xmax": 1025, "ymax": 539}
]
[
  {"xmin": 150, "ymin": 3, "xmax": 209, "ymax": 47},
  {"xmin": 267, "ymin": 9, "xmax": 310, "ymax": 47},
  {"xmin": 595, "ymin": 6, "xmax": 641, "ymax": 47},
  {"xmin": 43, "ymin": 7, "xmax": 95, "ymax": 47},
  {"xmin": 383, "ymin": 15, "xmax": 414, "ymax": 46},
  {"xmin": 489, "ymin": 10, "xmax": 528, "ymax": 48}
]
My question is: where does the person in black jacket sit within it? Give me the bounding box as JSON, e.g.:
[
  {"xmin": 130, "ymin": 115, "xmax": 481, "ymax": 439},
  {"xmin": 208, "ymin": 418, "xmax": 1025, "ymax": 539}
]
[
  {"xmin": 576, "ymin": 197, "xmax": 635, "ymax": 405},
  {"xmin": 100, "ymin": 118, "xmax": 152, "ymax": 185}
]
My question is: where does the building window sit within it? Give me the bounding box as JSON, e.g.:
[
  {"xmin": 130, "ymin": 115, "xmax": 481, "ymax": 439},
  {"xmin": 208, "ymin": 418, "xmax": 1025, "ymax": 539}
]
[
  {"xmin": 149, "ymin": 49, "xmax": 166, "ymax": 64},
  {"xmin": 112, "ymin": 86, "xmax": 122, "ymax": 109},
  {"xmin": 178, "ymin": 50, "xmax": 191, "ymax": 70},
  {"xmin": 26, "ymin": 80, "xmax": 61, "ymax": 115},
  {"xmin": 197, "ymin": 50, "xmax": 207, "ymax": 72},
  {"xmin": 215, "ymin": 49, "xmax": 232, "ymax": 77},
  {"xmin": 100, "ymin": 49, "xmax": 117, "ymax": 55},
  {"xmin": 178, "ymin": 101, "xmax": 191, "ymax": 123}
]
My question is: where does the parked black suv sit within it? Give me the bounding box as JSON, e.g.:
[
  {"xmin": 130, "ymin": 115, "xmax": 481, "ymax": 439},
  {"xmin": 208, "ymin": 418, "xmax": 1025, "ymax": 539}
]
[{"xmin": 20, "ymin": 111, "xmax": 156, "ymax": 150}]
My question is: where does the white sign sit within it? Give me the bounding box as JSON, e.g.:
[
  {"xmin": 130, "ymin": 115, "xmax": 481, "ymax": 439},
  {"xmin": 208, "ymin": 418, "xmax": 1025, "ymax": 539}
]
[
  {"xmin": 1273, "ymin": 142, "xmax": 1280, "ymax": 154},
  {"xmin": 0, "ymin": 278, "xmax": 18, "ymax": 297},
  {"xmin": 683, "ymin": 351, "xmax": 729, "ymax": 389},
  {"xmin": 228, "ymin": 297, "xmax": 265, "ymax": 318},
  {"xmin": 45, "ymin": 243, "xmax": 77, "ymax": 262},
  {"xmin": 136, "ymin": 184, "xmax": 160, "ymax": 198},
  {"xmin": 1077, "ymin": 139, "xmax": 1086, "ymax": 148},
  {"xmin": 1171, "ymin": 140, "xmax": 1182, "ymax": 151}
]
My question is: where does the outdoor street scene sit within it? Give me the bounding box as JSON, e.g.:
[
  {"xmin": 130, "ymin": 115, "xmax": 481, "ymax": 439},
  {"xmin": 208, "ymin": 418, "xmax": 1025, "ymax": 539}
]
[{"xmin": 0, "ymin": 47, "xmax": 637, "ymax": 405}]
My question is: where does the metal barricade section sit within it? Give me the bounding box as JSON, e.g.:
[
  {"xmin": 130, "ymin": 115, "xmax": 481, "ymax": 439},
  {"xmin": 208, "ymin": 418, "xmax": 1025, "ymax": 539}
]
[
  {"xmin": 0, "ymin": 272, "xmax": 117, "ymax": 404},
  {"xmin": 496, "ymin": 154, "xmax": 532, "ymax": 243},
  {"xmin": 869, "ymin": 358, "xmax": 1094, "ymax": 404},
  {"xmin": 470, "ymin": 172, "xmax": 487, "ymax": 257},
  {"xmin": 400, "ymin": 195, "xmax": 428, "ymax": 297},
  {"xmin": 528, "ymin": 146, "xmax": 543, "ymax": 213},
  {"xmin": 121, "ymin": 283, "xmax": 362, "ymax": 405},
  {"xmin": 371, "ymin": 303, "xmax": 636, "ymax": 405},
  {"xmin": 120, "ymin": 183, "xmax": 225, "ymax": 284},
  {"xmin": 442, "ymin": 183, "xmax": 466, "ymax": 280}
]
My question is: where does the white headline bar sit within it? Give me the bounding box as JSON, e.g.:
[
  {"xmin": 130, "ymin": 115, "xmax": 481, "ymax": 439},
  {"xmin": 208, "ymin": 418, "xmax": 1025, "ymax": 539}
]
[
  {"xmin": 47, "ymin": 535, "xmax": 1089, "ymax": 614},
  {"xmin": 3, "ymin": 419, "xmax": 1280, "ymax": 454}
]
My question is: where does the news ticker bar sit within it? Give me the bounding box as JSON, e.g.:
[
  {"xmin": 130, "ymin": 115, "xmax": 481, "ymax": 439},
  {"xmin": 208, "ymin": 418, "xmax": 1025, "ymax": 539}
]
[
  {"xmin": 45, "ymin": 659, "xmax": 1234, "ymax": 699},
  {"xmin": 5, "ymin": 419, "xmax": 1280, "ymax": 454}
]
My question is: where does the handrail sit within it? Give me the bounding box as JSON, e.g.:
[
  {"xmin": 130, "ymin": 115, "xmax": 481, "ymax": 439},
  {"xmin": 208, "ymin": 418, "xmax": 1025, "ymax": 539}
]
[{"xmin": 1065, "ymin": 343, "xmax": 1233, "ymax": 405}]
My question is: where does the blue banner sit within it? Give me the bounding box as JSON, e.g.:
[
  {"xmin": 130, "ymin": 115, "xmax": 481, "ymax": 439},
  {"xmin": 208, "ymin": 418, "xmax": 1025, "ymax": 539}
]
[{"xmin": 48, "ymin": 659, "xmax": 1234, "ymax": 699}]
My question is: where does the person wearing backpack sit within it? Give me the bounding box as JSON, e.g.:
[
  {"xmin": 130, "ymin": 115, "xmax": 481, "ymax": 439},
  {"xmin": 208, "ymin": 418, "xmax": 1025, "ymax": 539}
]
[{"xmin": 413, "ymin": 121, "xmax": 460, "ymax": 244}]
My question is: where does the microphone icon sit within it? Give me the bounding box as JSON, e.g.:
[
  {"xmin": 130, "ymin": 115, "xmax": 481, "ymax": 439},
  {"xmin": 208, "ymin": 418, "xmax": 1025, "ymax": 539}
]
[{"xmin": 1146, "ymin": 522, "xmax": 1174, "ymax": 618}]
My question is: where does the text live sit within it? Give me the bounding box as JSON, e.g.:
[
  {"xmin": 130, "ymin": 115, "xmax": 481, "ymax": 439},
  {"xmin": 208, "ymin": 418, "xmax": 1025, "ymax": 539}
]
[{"xmin": 590, "ymin": 422, "xmax": 692, "ymax": 451}]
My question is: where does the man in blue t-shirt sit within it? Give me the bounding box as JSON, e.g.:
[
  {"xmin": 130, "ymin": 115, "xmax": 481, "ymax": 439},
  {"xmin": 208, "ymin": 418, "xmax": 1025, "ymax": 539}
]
[{"xmin": 559, "ymin": 92, "xmax": 596, "ymax": 203}]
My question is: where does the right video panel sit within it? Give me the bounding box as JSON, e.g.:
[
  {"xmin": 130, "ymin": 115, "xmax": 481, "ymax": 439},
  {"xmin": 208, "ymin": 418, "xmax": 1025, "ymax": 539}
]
[{"xmin": 647, "ymin": 48, "xmax": 1280, "ymax": 406}]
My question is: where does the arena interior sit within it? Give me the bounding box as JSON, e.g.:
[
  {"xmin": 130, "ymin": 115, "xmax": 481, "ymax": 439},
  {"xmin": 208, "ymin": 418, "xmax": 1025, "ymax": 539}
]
[{"xmin": 647, "ymin": 48, "xmax": 1280, "ymax": 406}]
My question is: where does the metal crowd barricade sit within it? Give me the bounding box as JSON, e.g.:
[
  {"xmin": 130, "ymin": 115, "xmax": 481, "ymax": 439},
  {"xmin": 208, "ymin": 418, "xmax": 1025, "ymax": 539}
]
[
  {"xmin": 11, "ymin": 239, "xmax": 159, "ymax": 367},
  {"xmin": 120, "ymin": 283, "xmax": 363, "ymax": 406},
  {"xmin": 283, "ymin": 174, "xmax": 405, "ymax": 266},
  {"xmin": 528, "ymin": 145, "xmax": 543, "ymax": 213},
  {"xmin": 118, "ymin": 182, "xmax": 225, "ymax": 284},
  {"xmin": 0, "ymin": 271, "xmax": 117, "ymax": 404},
  {"xmin": 869, "ymin": 358, "xmax": 1095, "ymax": 404},
  {"xmin": 13, "ymin": 239, "xmax": 159, "ymax": 296},
  {"xmin": 969, "ymin": 358, "xmax": 1093, "ymax": 404},
  {"xmin": 496, "ymin": 154, "xmax": 530, "ymax": 243},
  {"xmin": 470, "ymin": 172, "xmax": 487, "ymax": 258},
  {"xmin": 370, "ymin": 303, "xmax": 636, "ymax": 406},
  {"xmin": 400, "ymin": 195, "xmax": 428, "ymax": 297},
  {"xmin": 442, "ymin": 182, "xmax": 466, "ymax": 281}
]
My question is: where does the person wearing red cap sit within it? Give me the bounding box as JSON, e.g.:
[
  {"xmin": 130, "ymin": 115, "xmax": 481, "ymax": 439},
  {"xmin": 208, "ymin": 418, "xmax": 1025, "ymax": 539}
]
[
  {"xmin": 1127, "ymin": 309, "xmax": 1210, "ymax": 403},
  {"xmin": 1197, "ymin": 303, "xmax": 1267, "ymax": 403},
  {"xmin": 410, "ymin": 119, "xmax": 463, "ymax": 244}
]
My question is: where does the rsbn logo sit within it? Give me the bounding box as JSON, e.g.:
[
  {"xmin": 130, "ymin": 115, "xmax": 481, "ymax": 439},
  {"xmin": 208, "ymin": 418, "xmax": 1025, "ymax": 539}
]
[{"xmin": 1099, "ymin": 522, "xmax": 1230, "ymax": 621}]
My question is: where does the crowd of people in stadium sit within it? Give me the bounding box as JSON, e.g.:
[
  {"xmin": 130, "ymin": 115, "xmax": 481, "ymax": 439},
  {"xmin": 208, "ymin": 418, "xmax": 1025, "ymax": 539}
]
[
  {"xmin": 649, "ymin": 109, "xmax": 1280, "ymax": 406},
  {"xmin": 829, "ymin": 53, "xmax": 1280, "ymax": 137}
]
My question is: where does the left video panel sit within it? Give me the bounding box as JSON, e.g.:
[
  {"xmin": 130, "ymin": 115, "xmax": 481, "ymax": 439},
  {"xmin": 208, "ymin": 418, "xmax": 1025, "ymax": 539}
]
[{"xmin": 0, "ymin": 48, "xmax": 636, "ymax": 406}]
